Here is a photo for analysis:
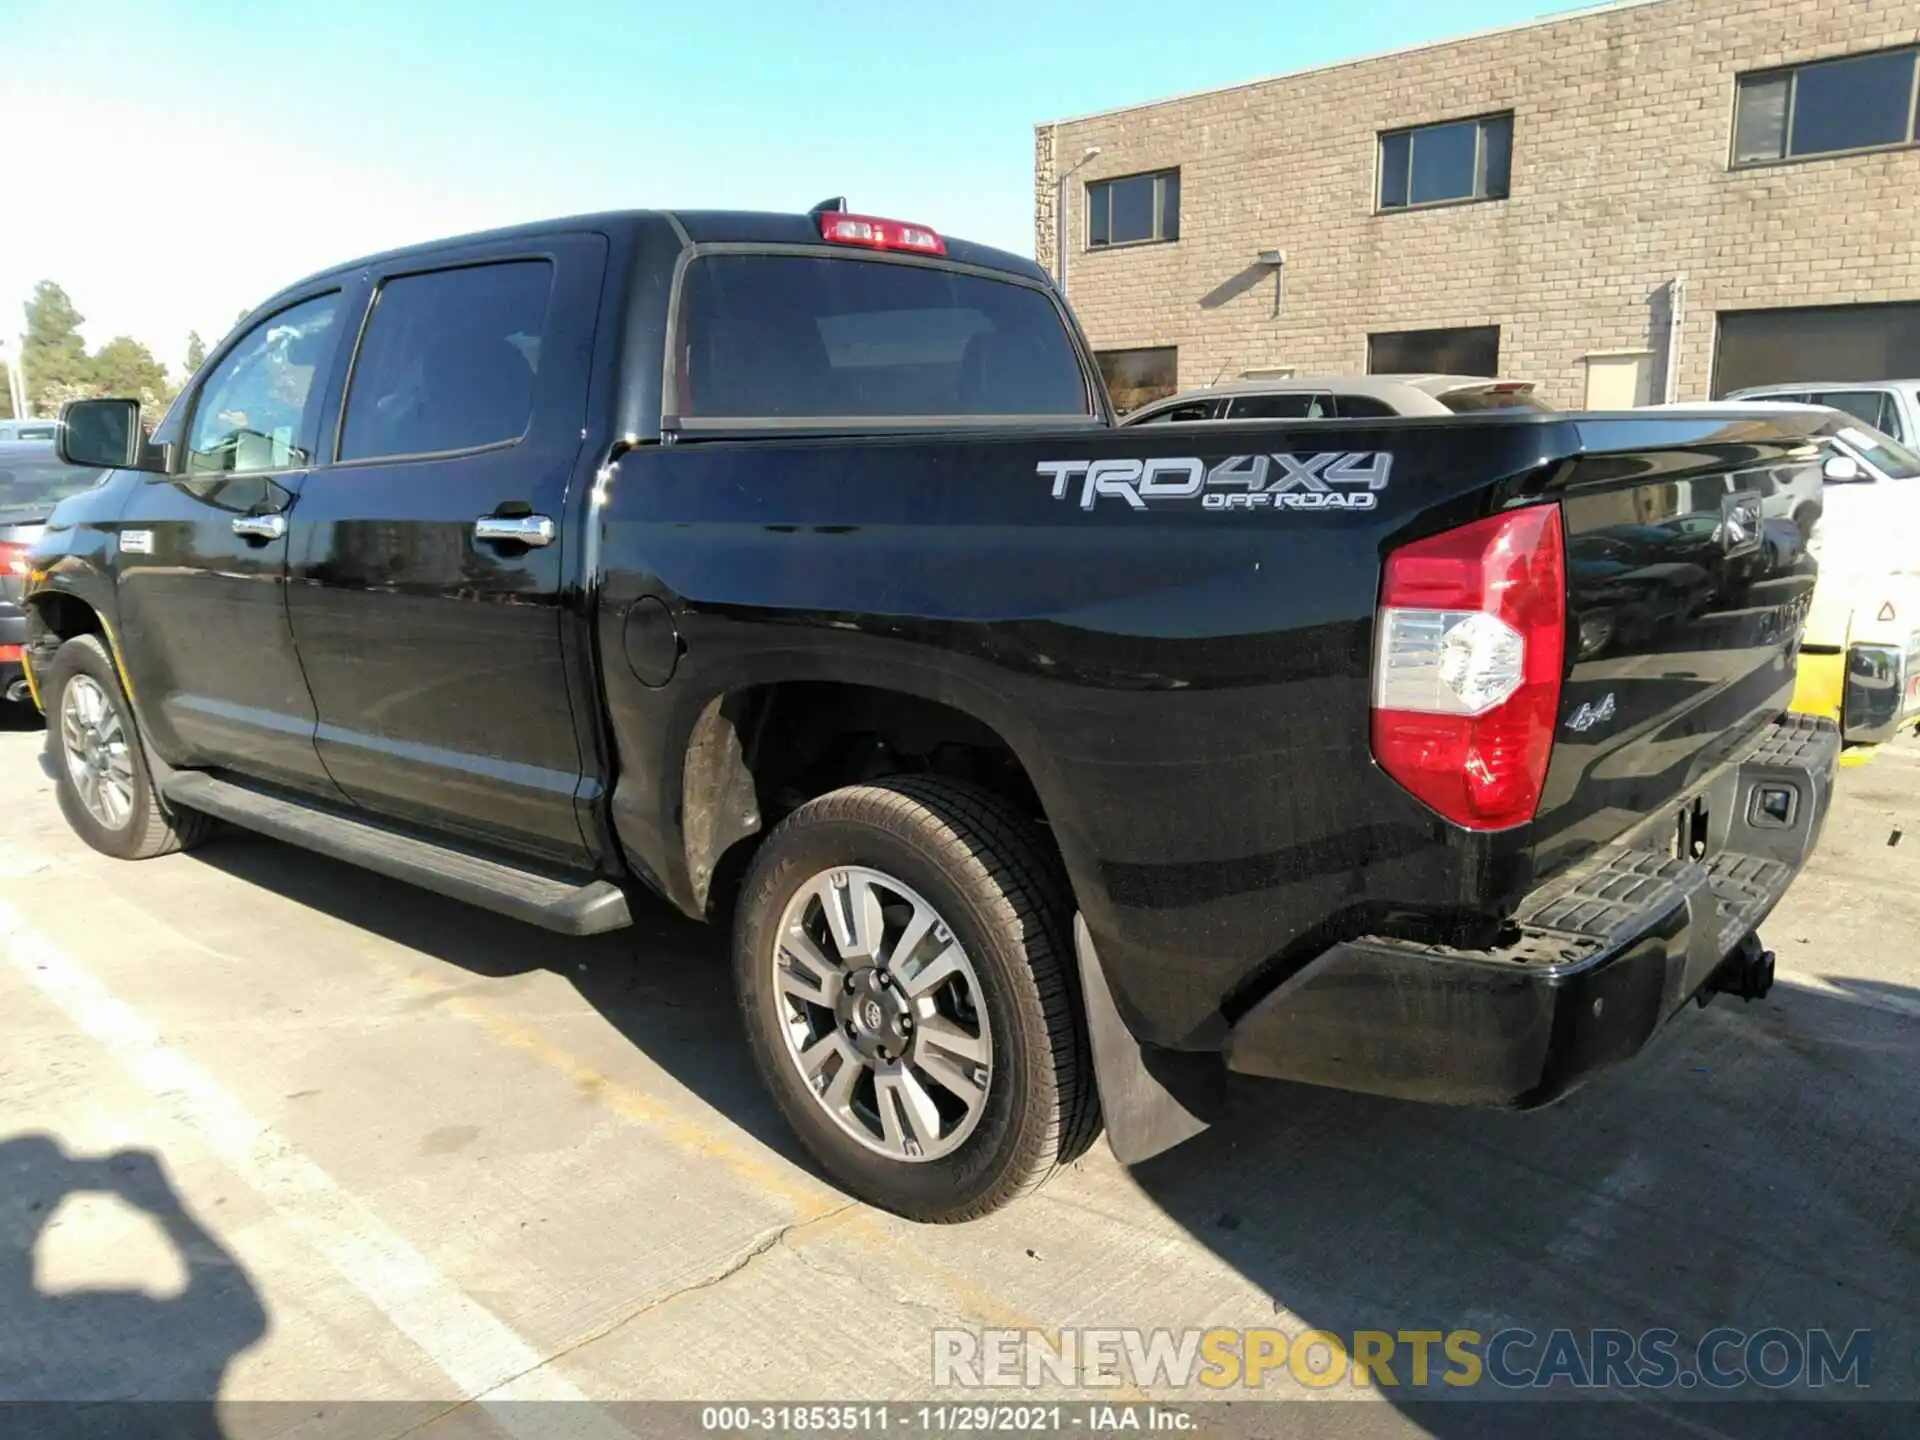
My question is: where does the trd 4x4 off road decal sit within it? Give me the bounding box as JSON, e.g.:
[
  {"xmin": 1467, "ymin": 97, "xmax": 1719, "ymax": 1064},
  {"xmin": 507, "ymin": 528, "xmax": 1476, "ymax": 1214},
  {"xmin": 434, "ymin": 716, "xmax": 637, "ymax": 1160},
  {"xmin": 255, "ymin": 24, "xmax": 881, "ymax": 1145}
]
[{"xmin": 1037, "ymin": 453, "xmax": 1392, "ymax": 513}]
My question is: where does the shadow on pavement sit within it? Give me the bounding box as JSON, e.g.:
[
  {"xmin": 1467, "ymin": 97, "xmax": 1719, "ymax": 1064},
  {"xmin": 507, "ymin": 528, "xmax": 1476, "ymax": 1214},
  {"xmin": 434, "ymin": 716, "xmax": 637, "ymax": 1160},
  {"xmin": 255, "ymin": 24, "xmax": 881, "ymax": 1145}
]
[
  {"xmin": 187, "ymin": 833, "xmax": 804, "ymax": 1165},
  {"xmin": 1124, "ymin": 977, "xmax": 1919, "ymax": 1434},
  {"xmin": 185, "ymin": 832, "xmax": 1917, "ymax": 1436},
  {"xmin": 0, "ymin": 1134, "xmax": 266, "ymax": 1435}
]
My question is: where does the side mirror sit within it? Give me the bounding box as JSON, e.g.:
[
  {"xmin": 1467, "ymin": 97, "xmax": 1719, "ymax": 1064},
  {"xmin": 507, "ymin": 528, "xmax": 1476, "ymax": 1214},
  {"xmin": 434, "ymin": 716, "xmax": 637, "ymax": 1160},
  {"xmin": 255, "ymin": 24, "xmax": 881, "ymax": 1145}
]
[
  {"xmin": 1822, "ymin": 453, "xmax": 1865, "ymax": 483},
  {"xmin": 58, "ymin": 398, "xmax": 162, "ymax": 472}
]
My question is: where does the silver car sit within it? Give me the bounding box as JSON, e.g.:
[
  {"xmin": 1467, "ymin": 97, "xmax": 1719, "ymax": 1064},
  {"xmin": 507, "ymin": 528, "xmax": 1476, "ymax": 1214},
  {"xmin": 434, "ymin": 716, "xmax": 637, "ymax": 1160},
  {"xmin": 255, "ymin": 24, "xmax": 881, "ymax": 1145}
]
[
  {"xmin": 1120, "ymin": 373, "xmax": 1552, "ymax": 424},
  {"xmin": 0, "ymin": 419, "xmax": 61, "ymax": 442},
  {"xmin": 1, "ymin": 440, "xmax": 108, "ymax": 704}
]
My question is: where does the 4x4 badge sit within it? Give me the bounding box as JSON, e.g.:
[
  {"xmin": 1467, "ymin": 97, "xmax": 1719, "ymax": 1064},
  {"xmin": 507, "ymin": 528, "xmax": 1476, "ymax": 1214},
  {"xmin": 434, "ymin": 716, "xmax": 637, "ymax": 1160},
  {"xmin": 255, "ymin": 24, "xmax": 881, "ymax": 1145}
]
[
  {"xmin": 1037, "ymin": 452, "xmax": 1392, "ymax": 513},
  {"xmin": 1566, "ymin": 693, "xmax": 1617, "ymax": 733}
]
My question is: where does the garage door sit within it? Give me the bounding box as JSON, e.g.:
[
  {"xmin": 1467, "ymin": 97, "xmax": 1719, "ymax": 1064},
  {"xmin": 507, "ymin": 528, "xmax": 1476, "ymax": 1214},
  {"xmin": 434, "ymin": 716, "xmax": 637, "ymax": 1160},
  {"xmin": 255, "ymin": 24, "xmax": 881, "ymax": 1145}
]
[{"xmin": 1714, "ymin": 302, "xmax": 1920, "ymax": 396}]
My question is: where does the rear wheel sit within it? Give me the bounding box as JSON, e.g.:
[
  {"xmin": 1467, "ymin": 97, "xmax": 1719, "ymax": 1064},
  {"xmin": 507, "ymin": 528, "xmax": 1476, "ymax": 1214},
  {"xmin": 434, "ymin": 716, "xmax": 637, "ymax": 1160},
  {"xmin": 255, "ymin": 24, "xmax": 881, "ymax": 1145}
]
[
  {"xmin": 44, "ymin": 635, "xmax": 211, "ymax": 860},
  {"xmin": 733, "ymin": 777, "xmax": 1097, "ymax": 1221}
]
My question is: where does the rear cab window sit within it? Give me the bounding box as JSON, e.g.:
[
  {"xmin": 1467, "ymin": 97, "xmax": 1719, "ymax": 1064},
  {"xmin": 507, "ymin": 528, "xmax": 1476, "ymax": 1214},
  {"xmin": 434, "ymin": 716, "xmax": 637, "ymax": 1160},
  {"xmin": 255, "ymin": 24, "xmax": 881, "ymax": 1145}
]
[
  {"xmin": 1226, "ymin": 393, "xmax": 1332, "ymax": 420},
  {"xmin": 669, "ymin": 255, "xmax": 1092, "ymax": 426},
  {"xmin": 1136, "ymin": 401, "xmax": 1219, "ymax": 424},
  {"xmin": 1438, "ymin": 385, "xmax": 1552, "ymax": 414}
]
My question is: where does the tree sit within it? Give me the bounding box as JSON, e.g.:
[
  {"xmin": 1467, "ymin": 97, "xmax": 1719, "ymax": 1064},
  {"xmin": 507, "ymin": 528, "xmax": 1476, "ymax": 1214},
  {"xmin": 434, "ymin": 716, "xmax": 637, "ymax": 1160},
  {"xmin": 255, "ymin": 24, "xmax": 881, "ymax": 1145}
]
[
  {"xmin": 90, "ymin": 336, "xmax": 172, "ymax": 411},
  {"xmin": 22, "ymin": 282, "xmax": 91, "ymax": 414},
  {"xmin": 185, "ymin": 331, "xmax": 207, "ymax": 375},
  {"xmin": 0, "ymin": 363, "xmax": 13, "ymax": 420}
]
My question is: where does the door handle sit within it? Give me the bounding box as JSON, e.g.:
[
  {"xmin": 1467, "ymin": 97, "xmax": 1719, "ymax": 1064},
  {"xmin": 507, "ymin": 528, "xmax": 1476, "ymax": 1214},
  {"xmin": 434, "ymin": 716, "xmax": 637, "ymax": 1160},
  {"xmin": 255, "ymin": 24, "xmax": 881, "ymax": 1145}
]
[
  {"xmin": 474, "ymin": 514, "xmax": 555, "ymax": 548},
  {"xmin": 232, "ymin": 513, "xmax": 287, "ymax": 542}
]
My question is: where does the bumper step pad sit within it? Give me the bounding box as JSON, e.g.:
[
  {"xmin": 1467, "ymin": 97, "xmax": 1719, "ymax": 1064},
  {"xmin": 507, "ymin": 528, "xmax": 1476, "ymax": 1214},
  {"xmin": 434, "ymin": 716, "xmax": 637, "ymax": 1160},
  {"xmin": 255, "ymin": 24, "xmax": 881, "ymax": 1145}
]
[{"xmin": 1221, "ymin": 715, "xmax": 1839, "ymax": 1108}]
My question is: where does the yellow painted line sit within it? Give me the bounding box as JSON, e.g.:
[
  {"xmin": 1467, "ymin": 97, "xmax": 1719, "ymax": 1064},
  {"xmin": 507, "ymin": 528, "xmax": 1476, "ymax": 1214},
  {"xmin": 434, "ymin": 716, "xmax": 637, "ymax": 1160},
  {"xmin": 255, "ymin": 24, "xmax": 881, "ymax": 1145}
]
[
  {"xmin": 417, "ymin": 976, "xmax": 846, "ymax": 1220},
  {"xmin": 1839, "ymin": 748, "xmax": 1876, "ymax": 768},
  {"xmin": 399, "ymin": 972, "xmax": 1101, "ymax": 1352}
]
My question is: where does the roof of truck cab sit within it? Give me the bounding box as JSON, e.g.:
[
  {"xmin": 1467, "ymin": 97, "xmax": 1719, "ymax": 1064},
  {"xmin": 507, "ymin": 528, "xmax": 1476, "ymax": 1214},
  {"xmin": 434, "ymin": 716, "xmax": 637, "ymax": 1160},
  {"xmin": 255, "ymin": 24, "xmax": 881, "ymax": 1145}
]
[{"xmin": 262, "ymin": 209, "xmax": 1050, "ymax": 306}]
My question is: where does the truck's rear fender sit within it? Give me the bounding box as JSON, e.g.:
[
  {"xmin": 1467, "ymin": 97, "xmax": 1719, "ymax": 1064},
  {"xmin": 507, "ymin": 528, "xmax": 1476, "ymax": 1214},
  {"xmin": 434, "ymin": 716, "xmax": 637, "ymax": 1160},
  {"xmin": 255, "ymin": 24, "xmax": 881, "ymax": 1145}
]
[{"xmin": 594, "ymin": 419, "xmax": 1570, "ymax": 1045}]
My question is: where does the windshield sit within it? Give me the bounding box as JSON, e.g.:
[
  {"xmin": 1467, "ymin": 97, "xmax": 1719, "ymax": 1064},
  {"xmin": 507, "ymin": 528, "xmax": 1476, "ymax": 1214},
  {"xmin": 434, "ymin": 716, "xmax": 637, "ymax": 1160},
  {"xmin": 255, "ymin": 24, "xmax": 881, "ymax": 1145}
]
[
  {"xmin": 0, "ymin": 445, "xmax": 105, "ymax": 518},
  {"xmin": 1832, "ymin": 423, "xmax": 1920, "ymax": 479},
  {"xmin": 672, "ymin": 255, "xmax": 1091, "ymax": 423},
  {"xmin": 1438, "ymin": 385, "xmax": 1554, "ymax": 414}
]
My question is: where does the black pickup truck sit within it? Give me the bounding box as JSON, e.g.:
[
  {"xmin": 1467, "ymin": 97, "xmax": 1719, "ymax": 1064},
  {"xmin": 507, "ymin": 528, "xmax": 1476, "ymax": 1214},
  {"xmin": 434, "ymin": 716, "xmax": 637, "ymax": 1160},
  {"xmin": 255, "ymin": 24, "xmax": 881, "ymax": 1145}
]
[{"xmin": 31, "ymin": 206, "xmax": 1836, "ymax": 1221}]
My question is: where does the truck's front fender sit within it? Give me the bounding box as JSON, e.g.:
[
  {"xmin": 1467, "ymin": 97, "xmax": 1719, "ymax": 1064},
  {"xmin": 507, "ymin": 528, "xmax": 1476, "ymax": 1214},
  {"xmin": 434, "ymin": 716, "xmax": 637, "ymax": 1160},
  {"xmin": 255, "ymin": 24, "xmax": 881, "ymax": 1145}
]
[{"xmin": 20, "ymin": 486, "xmax": 131, "ymax": 709}]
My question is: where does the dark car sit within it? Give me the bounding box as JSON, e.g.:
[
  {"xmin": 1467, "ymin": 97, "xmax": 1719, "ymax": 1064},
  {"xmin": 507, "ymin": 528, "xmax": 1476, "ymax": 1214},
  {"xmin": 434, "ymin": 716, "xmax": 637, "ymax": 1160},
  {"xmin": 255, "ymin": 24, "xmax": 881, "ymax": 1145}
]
[
  {"xmin": 27, "ymin": 206, "xmax": 1838, "ymax": 1221},
  {"xmin": 0, "ymin": 440, "xmax": 105, "ymax": 705}
]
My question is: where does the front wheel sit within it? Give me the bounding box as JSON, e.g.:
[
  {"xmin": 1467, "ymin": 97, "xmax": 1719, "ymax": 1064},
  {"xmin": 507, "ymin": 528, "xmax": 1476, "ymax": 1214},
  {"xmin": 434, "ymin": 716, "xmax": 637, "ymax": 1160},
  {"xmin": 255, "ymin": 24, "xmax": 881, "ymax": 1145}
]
[
  {"xmin": 44, "ymin": 635, "xmax": 211, "ymax": 860},
  {"xmin": 733, "ymin": 777, "xmax": 1098, "ymax": 1222}
]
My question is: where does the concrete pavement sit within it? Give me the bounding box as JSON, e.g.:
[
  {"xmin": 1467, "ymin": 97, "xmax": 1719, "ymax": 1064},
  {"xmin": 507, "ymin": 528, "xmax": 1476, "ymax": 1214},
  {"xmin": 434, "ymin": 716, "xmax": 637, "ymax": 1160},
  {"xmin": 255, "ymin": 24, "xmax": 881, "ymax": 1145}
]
[{"xmin": 1, "ymin": 708, "xmax": 1915, "ymax": 1437}]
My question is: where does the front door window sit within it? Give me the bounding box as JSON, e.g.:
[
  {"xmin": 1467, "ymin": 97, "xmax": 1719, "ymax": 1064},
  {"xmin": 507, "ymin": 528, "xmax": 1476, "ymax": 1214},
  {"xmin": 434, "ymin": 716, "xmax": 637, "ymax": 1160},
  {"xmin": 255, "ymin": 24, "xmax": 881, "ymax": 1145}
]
[{"xmin": 185, "ymin": 295, "xmax": 342, "ymax": 475}]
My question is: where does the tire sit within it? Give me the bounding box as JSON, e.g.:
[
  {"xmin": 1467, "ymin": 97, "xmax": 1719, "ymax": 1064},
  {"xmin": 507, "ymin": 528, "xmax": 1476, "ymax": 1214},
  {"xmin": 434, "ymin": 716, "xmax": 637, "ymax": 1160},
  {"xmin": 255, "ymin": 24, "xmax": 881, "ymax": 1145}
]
[
  {"xmin": 733, "ymin": 776, "xmax": 1099, "ymax": 1222},
  {"xmin": 44, "ymin": 635, "xmax": 212, "ymax": 861}
]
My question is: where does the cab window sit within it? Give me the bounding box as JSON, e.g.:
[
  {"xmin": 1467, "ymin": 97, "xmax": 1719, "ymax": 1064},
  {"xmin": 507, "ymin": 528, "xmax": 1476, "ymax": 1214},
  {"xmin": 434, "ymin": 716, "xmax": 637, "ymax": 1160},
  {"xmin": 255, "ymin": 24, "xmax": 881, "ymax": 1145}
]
[
  {"xmin": 1138, "ymin": 401, "xmax": 1217, "ymax": 423},
  {"xmin": 185, "ymin": 294, "xmax": 342, "ymax": 475},
  {"xmin": 338, "ymin": 260, "xmax": 553, "ymax": 461},
  {"xmin": 1808, "ymin": 389, "xmax": 1903, "ymax": 441},
  {"xmin": 1226, "ymin": 392, "xmax": 1332, "ymax": 419}
]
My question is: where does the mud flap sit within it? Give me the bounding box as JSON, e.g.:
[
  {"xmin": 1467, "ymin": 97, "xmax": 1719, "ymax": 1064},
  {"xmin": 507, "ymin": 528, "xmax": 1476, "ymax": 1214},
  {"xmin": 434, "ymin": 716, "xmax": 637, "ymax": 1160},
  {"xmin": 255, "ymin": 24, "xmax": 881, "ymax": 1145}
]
[{"xmin": 1073, "ymin": 914, "xmax": 1219, "ymax": 1164}]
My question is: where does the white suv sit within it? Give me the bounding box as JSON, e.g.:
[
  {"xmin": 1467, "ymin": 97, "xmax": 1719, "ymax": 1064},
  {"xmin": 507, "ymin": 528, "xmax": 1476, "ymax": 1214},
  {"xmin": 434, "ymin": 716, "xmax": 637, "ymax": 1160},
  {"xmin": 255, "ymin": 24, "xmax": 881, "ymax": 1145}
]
[
  {"xmin": 1121, "ymin": 374, "xmax": 1550, "ymax": 424},
  {"xmin": 1727, "ymin": 380, "xmax": 1920, "ymax": 446}
]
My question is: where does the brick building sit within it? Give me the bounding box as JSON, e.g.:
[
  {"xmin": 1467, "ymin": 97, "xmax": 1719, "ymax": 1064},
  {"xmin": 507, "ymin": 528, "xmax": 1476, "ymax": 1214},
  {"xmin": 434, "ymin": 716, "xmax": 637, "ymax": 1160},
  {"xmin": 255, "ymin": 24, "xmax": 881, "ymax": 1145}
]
[{"xmin": 1034, "ymin": 0, "xmax": 1920, "ymax": 415}]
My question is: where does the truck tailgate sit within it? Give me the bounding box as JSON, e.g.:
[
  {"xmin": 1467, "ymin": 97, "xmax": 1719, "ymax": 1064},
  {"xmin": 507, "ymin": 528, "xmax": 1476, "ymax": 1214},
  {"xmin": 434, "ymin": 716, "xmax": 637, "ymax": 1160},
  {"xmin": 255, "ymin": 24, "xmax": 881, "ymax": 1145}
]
[{"xmin": 1531, "ymin": 413, "xmax": 1824, "ymax": 878}]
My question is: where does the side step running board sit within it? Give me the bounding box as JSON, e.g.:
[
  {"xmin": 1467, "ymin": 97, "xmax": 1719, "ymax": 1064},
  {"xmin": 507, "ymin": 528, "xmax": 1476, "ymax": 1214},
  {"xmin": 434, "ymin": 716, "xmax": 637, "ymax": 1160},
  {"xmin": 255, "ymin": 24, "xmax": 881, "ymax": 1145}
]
[{"xmin": 161, "ymin": 772, "xmax": 632, "ymax": 937}]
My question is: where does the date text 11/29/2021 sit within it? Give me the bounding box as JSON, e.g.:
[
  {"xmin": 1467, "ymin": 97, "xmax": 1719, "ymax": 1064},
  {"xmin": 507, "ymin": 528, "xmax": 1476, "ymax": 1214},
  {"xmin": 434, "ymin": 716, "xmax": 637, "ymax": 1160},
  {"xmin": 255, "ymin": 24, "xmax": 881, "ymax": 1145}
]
[{"xmin": 700, "ymin": 1405, "xmax": 1194, "ymax": 1433}]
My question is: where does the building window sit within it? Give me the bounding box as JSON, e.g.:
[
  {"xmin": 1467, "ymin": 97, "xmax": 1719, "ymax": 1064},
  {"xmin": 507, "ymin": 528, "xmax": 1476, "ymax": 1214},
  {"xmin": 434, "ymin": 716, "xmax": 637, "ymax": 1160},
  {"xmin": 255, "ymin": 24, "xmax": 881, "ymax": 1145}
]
[
  {"xmin": 1733, "ymin": 48, "xmax": 1920, "ymax": 166},
  {"xmin": 1087, "ymin": 170, "xmax": 1180, "ymax": 248},
  {"xmin": 1095, "ymin": 346, "xmax": 1178, "ymax": 413},
  {"xmin": 1368, "ymin": 325, "xmax": 1500, "ymax": 377},
  {"xmin": 1378, "ymin": 114, "xmax": 1512, "ymax": 210}
]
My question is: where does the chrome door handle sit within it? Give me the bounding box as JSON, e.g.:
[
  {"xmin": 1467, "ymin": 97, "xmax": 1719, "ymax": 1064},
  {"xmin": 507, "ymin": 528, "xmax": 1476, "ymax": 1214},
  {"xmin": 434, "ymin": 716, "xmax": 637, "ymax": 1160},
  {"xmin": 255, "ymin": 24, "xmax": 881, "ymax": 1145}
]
[
  {"xmin": 232, "ymin": 513, "xmax": 287, "ymax": 541},
  {"xmin": 474, "ymin": 514, "xmax": 555, "ymax": 547}
]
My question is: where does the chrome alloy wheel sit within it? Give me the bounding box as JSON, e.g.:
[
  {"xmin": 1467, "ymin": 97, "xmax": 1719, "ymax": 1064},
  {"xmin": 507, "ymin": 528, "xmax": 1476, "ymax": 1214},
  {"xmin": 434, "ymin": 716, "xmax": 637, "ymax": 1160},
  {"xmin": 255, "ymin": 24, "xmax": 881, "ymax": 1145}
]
[
  {"xmin": 60, "ymin": 675, "xmax": 136, "ymax": 831},
  {"xmin": 771, "ymin": 866, "xmax": 993, "ymax": 1162}
]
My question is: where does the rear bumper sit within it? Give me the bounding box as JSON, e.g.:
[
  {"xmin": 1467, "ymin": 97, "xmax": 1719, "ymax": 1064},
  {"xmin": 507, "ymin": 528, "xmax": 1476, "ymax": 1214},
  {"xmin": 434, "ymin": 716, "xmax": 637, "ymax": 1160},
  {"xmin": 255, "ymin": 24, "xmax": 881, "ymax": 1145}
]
[{"xmin": 1222, "ymin": 713, "xmax": 1839, "ymax": 1108}]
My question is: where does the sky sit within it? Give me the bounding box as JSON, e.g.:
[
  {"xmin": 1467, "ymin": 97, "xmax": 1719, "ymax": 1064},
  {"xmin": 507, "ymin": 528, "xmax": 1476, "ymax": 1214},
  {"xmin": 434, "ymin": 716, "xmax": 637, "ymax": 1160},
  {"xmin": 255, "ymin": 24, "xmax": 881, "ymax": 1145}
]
[{"xmin": 0, "ymin": 0, "xmax": 1567, "ymax": 380}]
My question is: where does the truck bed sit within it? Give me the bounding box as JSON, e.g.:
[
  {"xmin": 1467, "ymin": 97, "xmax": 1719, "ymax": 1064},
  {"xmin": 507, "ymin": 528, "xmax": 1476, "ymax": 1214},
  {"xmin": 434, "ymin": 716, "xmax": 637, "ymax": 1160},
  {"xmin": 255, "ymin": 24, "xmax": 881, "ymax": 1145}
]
[{"xmin": 597, "ymin": 406, "xmax": 1828, "ymax": 1050}]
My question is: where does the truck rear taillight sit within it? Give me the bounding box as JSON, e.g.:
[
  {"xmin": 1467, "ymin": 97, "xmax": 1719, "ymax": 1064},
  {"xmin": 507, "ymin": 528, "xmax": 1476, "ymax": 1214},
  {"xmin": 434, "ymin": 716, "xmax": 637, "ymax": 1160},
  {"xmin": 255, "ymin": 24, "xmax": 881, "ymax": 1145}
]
[
  {"xmin": 0, "ymin": 542, "xmax": 28, "ymax": 578},
  {"xmin": 1371, "ymin": 505, "xmax": 1566, "ymax": 831},
  {"xmin": 817, "ymin": 212, "xmax": 946, "ymax": 256}
]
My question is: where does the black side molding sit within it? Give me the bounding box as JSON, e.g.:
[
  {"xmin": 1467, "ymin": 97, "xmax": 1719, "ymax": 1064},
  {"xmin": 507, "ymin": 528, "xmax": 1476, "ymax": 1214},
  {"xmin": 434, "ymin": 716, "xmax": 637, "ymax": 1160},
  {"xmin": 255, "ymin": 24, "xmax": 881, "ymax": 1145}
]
[{"xmin": 161, "ymin": 771, "xmax": 632, "ymax": 937}]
